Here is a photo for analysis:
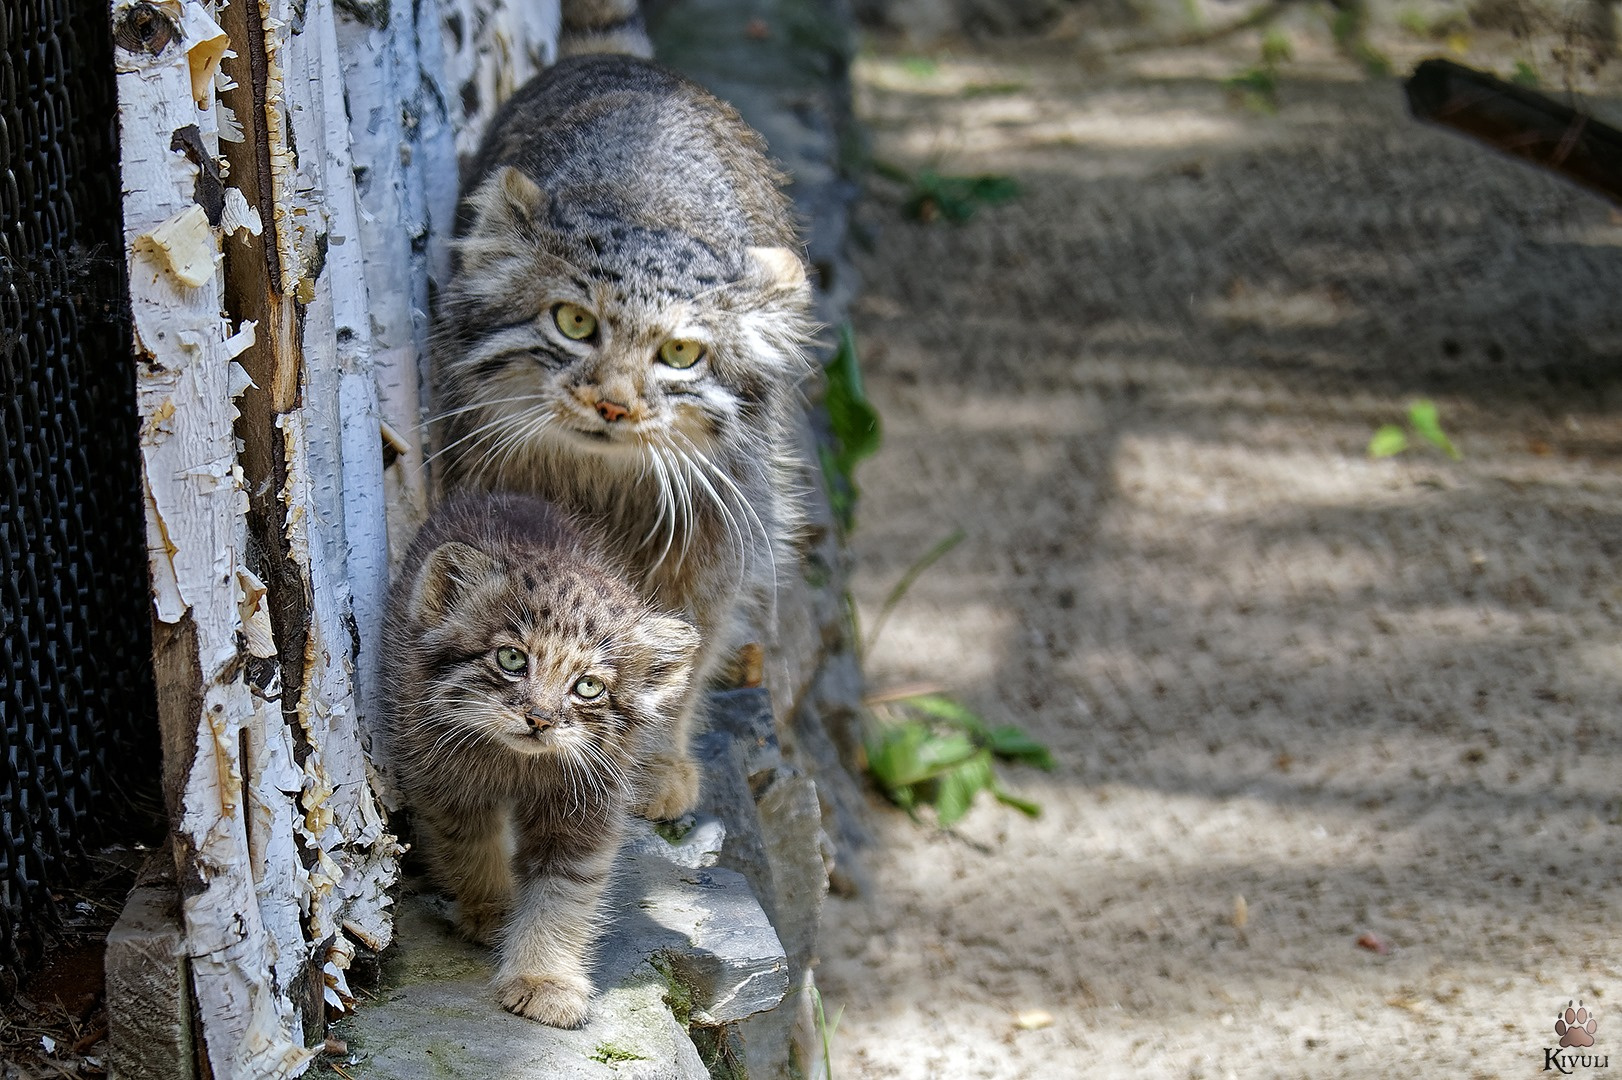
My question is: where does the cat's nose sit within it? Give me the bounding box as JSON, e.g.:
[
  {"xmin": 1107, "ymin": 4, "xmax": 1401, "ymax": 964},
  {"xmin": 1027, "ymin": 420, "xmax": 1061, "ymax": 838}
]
[
  {"xmin": 525, "ymin": 709, "xmax": 554, "ymax": 732},
  {"xmin": 596, "ymin": 399, "xmax": 630, "ymax": 423}
]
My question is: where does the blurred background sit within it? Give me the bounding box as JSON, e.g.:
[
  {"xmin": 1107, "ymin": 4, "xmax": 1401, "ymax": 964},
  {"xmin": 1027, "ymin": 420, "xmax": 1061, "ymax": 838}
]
[{"xmin": 814, "ymin": 1, "xmax": 1622, "ymax": 1076}]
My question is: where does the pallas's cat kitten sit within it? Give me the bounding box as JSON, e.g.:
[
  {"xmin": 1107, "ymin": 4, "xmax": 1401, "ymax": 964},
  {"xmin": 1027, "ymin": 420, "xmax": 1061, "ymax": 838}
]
[
  {"xmin": 381, "ymin": 491, "xmax": 699, "ymax": 1026},
  {"xmin": 434, "ymin": 52, "xmax": 813, "ymax": 821}
]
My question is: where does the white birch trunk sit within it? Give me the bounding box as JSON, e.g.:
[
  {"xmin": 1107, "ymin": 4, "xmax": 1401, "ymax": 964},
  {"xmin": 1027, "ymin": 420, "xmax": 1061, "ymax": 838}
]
[{"xmin": 113, "ymin": 0, "xmax": 558, "ymax": 1072}]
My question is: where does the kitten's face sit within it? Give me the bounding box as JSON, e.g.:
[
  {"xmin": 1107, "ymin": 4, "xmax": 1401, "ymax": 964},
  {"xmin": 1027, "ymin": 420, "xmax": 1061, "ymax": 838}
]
[
  {"xmin": 439, "ymin": 167, "xmax": 810, "ymax": 480},
  {"xmin": 405, "ymin": 541, "xmax": 698, "ymax": 765}
]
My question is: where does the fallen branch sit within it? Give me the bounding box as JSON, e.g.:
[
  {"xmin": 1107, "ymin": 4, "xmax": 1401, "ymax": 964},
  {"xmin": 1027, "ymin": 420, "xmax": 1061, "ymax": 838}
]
[{"xmin": 1404, "ymin": 57, "xmax": 1622, "ymax": 206}]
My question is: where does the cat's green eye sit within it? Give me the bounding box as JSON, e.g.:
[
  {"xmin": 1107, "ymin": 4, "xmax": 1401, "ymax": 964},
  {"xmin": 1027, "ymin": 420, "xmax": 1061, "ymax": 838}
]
[
  {"xmin": 657, "ymin": 339, "xmax": 705, "ymax": 369},
  {"xmin": 496, "ymin": 647, "xmax": 528, "ymax": 674},
  {"xmin": 572, "ymin": 675, "xmax": 606, "ymax": 700},
  {"xmin": 553, "ymin": 303, "xmax": 598, "ymax": 341}
]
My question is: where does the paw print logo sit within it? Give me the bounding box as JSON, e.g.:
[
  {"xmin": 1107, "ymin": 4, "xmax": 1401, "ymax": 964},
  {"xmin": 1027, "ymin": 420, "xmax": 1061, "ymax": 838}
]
[{"xmin": 1555, "ymin": 1001, "xmax": 1598, "ymax": 1049}]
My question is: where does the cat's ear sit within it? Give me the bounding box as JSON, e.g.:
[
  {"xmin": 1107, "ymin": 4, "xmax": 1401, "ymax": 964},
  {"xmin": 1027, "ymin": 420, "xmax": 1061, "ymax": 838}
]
[
  {"xmin": 629, "ymin": 615, "xmax": 700, "ymax": 719},
  {"xmin": 411, "ymin": 541, "xmax": 499, "ymax": 623},
  {"xmin": 467, "ymin": 165, "xmax": 548, "ymax": 237},
  {"xmin": 745, "ymin": 246, "xmax": 808, "ymax": 295}
]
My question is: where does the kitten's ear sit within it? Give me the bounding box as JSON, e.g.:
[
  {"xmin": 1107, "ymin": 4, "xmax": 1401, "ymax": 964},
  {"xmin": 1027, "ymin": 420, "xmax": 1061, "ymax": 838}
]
[
  {"xmin": 746, "ymin": 245, "xmax": 809, "ymax": 295},
  {"xmin": 467, "ymin": 165, "xmax": 548, "ymax": 237},
  {"xmin": 411, "ymin": 541, "xmax": 498, "ymax": 623},
  {"xmin": 630, "ymin": 615, "xmax": 701, "ymax": 719}
]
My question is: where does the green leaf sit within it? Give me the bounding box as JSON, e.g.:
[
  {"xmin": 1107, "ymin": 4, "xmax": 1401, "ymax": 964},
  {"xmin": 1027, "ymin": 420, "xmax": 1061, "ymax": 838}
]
[
  {"xmin": 900, "ymin": 56, "xmax": 938, "ymax": 78},
  {"xmin": 986, "ymin": 726, "xmax": 1055, "ymax": 770},
  {"xmin": 915, "ymin": 731, "xmax": 979, "ymax": 772},
  {"xmin": 865, "ymin": 722, "xmax": 931, "ymax": 791},
  {"xmin": 906, "ymin": 170, "xmax": 1020, "ymax": 224},
  {"xmin": 821, "ymin": 324, "xmax": 882, "ymax": 530},
  {"xmin": 1407, "ymin": 399, "xmax": 1461, "ymax": 459},
  {"xmin": 1260, "ymin": 29, "xmax": 1292, "ymax": 66},
  {"xmin": 866, "ymin": 721, "xmax": 978, "ymax": 790},
  {"xmin": 992, "ymin": 787, "xmax": 1043, "ymax": 818},
  {"xmin": 934, "ymin": 752, "xmax": 995, "ymax": 826},
  {"xmin": 1368, "ymin": 424, "xmax": 1408, "ymax": 458},
  {"xmin": 899, "ymin": 693, "xmax": 989, "ymax": 734},
  {"xmin": 1511, "ymin": 60, "xmax": 1539, "ymax": 87}
]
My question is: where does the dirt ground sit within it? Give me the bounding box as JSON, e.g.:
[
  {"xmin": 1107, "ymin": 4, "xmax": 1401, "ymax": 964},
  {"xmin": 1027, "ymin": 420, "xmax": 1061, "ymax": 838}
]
[{"xmin": 816, "ymin": 23, "xmax": 1622, "ymax": 1080}]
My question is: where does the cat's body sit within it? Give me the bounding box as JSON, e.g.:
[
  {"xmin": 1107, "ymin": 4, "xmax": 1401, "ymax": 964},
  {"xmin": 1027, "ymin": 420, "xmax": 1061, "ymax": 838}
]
[
  {"xmin": 380, "ymin": 491, "xmax": 699, "ymax": 1026},
  {"xmin": 434, "ymin": 50, "xmax": 813, "ymax": 819}
]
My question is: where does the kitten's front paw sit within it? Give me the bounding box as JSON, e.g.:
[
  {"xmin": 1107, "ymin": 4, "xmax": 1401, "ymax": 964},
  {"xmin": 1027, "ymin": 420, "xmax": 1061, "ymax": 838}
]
[
  {"xmin": 497, "ymin": 973, "xmax": 592, "ymax": 1028},
  {"xmin": 456, "ymin": 901, "xmax": 507, "ymax": 946},
  {"xmin": 640, "ymin": 754, "xmax": 701, "ymax": 820}
]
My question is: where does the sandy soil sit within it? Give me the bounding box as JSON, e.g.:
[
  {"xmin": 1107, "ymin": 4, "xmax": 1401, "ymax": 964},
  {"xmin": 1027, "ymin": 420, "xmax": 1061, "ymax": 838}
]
[{"xmin": 816, "ymin": 27, "xmax": 1622, "ymax": 1080}]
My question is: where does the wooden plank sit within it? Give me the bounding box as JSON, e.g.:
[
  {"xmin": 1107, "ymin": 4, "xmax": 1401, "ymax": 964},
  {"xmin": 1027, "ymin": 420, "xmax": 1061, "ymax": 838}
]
[
  {"xmin": 1406, "ymin": 58, "xmax": 1622, "ymax": 206},
  {"xmin": 112, "ymin": 0, "xmax": 313, "ymax": 1071}
]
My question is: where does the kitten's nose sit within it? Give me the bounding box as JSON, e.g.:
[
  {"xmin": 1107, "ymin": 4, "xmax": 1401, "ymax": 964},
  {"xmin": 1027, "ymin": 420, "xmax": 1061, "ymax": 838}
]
[
  {"xmin": 525, "ymin": 709, "xmax": 554, "ymax": 732},
  {"xmin": 596, "ymin": 398, "xmax": 630, "ymax": 423}
]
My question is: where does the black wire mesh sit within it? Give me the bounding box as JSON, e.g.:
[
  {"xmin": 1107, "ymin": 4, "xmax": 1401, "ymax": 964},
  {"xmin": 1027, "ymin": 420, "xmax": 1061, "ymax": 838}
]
[{"xmin": 1, "ymin": 0, "xmax": 162, "ymax": 989}]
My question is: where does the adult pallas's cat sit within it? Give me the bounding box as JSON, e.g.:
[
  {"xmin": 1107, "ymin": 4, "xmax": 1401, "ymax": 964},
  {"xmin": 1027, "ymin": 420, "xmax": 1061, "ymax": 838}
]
[
  {"xmin": 381, "ymin": 491, "xmax": 698, "ymax": 1026},
  {"xmin": 433, "ymin": 40, "xmax": 813, "ymax": 821}
]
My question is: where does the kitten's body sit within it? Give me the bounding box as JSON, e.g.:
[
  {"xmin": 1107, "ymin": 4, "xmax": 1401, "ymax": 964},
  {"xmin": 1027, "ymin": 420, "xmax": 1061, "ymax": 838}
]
[
  {"xmin": 434, "ymin": 51, "xmax": 812, "ymax": 819},
  {"xmin": 381, "ymin": 491, "xmax": 698, "ymax": 1026}
]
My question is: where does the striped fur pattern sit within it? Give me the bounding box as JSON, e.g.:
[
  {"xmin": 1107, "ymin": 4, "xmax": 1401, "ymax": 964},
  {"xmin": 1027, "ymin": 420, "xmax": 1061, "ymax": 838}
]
[
  {"xmin": 559, "ymin": 0, "xmax": 652, "ymax": 57},
  {"xmin": 381, "ymin": 492, "xmax": 699, "ymax": 1026},
  {"xmin": 434, "ymin": 49, "xmax": 814, "ymax": 822}
]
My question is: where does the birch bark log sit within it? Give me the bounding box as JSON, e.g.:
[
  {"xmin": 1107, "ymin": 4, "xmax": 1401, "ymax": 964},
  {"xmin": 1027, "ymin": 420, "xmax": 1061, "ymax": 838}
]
[{"xmin": 110, "ymin": 0, "xmax": 558, "ymax": 1072}]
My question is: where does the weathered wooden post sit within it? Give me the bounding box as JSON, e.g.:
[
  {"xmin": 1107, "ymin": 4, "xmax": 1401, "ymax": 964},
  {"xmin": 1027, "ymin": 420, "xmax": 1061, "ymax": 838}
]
[{"xmin": 107, "ymin": 0, "xmax": 559, "ymax": 1072}]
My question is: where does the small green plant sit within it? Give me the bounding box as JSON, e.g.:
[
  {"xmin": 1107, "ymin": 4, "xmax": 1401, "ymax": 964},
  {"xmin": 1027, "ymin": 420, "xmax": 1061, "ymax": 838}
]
[
  {"xmin": 590, "ymin": 1044, "xmax": 648, "ymax": 1065},
  {"xmin": 1511, "ymin": 59, "xmax": 1540, "ymax": 86},
  {"xmin": 1260, "ymin": 28, "xmax": 1293, "ymax": 66},
  {"xmin": 866, "ymin": 693, "xmax": 1054, "ymax": 826},
  {"xmin": 1329, "ymin": 4, "xmax": 1390, "ymax": 76},
  {"xmin": 1224, "ymin": 64, "xmax": 1280, "ymax": 111},
  {"xmin": 808, "ymin": 983, "xmax": 843, "ymax": 1079},
  {"xmin": 960, "ymin": 81, "xmax": 1027, "ymax": 98},
  {"xmin": 819, "ymin": 324, "xmax": 882, "ymax": 532},
  {"xmin": 649, "ymin": 955, "xmax": 695, "ymax": 1027},
  {"xmin": 899, "ymin": 55, "xmax": 939, "ymax": 78},
  {"xmin": 1368, "ymin": 399, "xmax": 1462, "ymax": 459},
  {"xmin": 874, "ymin": 161, "xmax": 1020, "ymax": 224}
]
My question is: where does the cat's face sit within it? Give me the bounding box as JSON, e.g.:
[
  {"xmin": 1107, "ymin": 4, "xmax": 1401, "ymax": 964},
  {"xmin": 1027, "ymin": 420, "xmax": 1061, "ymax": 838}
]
[
  {"xmin": 403, "ymin": 540, "xmax": 699, "ymax": 766},
  {"xmin": 438, "ymin": 167, "xmax": 810, "ymax": 481}
]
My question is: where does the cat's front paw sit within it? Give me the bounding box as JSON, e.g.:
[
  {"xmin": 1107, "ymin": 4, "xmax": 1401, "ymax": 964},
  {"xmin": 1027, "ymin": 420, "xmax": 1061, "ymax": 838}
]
[
  {"xmin": 497, "ymin": 972, "xmax": 592, "ymax": 1028},
  {"xmin": 456, "ymin": 901, "xmax": 507, "ymax": 946},
  {"xmin": 639, "ymin": 754, "xmax": 701, "ymax": 820}
]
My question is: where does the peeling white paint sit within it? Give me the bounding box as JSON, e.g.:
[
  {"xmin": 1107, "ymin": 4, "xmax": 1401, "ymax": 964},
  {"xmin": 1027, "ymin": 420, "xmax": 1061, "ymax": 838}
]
[{"xmin": 115, "ymin": 0, "xmax": 558, "ymax": 1070}]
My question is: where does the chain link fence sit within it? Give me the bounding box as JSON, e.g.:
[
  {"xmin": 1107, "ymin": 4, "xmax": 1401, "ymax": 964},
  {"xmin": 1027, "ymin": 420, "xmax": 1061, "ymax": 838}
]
[{"xmin": 1, "ymin": 0, "xmax": 162, "ymax": 990}]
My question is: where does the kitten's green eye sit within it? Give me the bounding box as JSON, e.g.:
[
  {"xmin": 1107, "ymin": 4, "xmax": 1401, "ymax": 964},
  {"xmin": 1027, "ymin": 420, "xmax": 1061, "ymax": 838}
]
[
  {"xmin": 496, "ymin": 647, "xmax": 528, "ymax": 674},
  {"xmin": 572, "ymin": 675, "xmax": 606, "ymax": 700},
  {"xmin": 553, "ymin": 303, "xmax": 598, "ymax": 341},
  {"xmin": 657, "ymin": 339, "xmax": 705, "ymax": 369}
]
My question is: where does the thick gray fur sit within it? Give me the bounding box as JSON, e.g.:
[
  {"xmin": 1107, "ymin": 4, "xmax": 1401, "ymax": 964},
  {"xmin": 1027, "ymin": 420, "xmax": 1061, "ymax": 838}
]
[
  {"xmin": 380, "ymin": 491, "xmax": 699, "ymax": 1027},
  {"xmin": 433, "ymin": 42, "xmax": 814, "ymax": 821}
]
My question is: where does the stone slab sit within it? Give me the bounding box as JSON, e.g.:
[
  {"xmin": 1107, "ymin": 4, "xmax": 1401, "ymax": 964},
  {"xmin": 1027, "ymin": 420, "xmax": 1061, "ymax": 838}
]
[{"xmin": 335, "ymin": 842, "xmax": 787, "ymax": 1079}]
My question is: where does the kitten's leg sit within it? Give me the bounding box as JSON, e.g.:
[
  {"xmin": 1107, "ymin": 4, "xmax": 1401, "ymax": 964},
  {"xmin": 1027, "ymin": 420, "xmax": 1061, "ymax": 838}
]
[
  {"xmin": 638, "ymin": 602, "xmax": 731, "ymax": 820},
  {"xmin": 495, "ymin": 818, "xmax": 624, "ymax": 1027},
  {"xmin": 639, "ymin": 688, "xmax": 704, "ymax": 821},
  {"xmin": 419, "ymin": 805, "xmax": 513, "ymax": 944}
]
